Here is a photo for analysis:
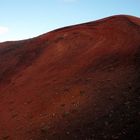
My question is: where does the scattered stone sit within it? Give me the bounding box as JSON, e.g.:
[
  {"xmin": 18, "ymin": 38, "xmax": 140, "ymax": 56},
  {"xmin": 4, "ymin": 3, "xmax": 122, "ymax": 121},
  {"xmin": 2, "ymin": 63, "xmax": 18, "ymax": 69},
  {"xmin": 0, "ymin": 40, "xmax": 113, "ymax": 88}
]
[
  {"xmin": 39, "ymin": 114, "xmax": 43, "ymax": 116},
  {"xmin": 52, "ymin": 113, "xmax": 56, "ymax": 117},
  {"xmin": 103, "ymin": 135, "xmax": 108, "ymax": 139},
  {"xmin": 62, "ymin": 111, "xmax": 70, "ymax": 118},
  {"xmin": 124, "ymin": 101, "xmax": 130, "ymax": 105},
  {"xmin": 72, "ymin": 102, "xmax": 79, "ymax": 107},
  {"xmin": 111, "ymin": 135, "xmax": 119, "ymax": 139},
  {"xmin": 41, "ymin": 125, "xmax": 49, "ymax": 133},
  {"xmin": 104, "ymin": 121, "xmax": 109, "ymax": 126},
  {"xmin": 109, "ymin": 95, "xmax": 114, "ymax": 100},
  {"xmin": 66, "ymin": 131, "xmax": 70, "ymax": 135}
]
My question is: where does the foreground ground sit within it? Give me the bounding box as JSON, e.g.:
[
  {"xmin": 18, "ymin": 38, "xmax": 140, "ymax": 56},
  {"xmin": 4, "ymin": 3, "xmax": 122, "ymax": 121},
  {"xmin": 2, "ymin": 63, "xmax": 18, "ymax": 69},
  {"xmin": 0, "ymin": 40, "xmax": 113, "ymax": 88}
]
[{"xmin": 0, "ymin": 15, "xmax": 140, "ymax": 140}]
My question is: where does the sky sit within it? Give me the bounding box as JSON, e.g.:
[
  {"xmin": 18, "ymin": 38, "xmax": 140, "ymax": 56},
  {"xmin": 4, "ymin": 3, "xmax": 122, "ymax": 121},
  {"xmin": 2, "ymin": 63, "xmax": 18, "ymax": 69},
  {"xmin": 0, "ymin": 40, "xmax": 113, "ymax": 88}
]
[{"xmin": 0, "ymin": 0, "xmax": 140, "ymax": 42}]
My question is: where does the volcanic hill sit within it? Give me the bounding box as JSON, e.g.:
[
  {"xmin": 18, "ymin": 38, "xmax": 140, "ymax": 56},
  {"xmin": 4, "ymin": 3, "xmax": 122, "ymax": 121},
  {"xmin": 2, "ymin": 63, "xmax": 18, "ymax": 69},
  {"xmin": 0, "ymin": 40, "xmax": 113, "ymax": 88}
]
[{"xmin": 0, "ymin": 15, "xmax": 140, "ymax": 140}]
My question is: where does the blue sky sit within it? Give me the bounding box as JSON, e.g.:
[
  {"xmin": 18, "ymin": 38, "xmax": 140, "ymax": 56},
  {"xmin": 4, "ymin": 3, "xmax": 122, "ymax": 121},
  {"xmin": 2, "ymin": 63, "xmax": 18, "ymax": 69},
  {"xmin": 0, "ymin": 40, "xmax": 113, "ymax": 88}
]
[{"xmin": 0, "ymin": 0, "xmax": 140, "ymax": 42}]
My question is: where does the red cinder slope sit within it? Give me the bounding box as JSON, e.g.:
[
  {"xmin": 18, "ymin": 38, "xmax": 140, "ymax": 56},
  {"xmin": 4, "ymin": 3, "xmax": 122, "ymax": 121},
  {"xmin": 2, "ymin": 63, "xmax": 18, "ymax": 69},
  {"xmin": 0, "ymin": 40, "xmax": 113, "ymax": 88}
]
[{"xmin": 0, "ymin": 15, "xmax": 140, "ymax": 140}]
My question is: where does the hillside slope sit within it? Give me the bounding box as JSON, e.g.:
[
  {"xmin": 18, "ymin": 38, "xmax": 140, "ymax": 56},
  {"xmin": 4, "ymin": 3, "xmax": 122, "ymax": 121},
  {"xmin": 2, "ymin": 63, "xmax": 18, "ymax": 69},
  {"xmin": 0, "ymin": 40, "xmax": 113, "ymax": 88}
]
[{"xmin": 0, "ymin": 15, "xmax": 140, "ymax": 140}]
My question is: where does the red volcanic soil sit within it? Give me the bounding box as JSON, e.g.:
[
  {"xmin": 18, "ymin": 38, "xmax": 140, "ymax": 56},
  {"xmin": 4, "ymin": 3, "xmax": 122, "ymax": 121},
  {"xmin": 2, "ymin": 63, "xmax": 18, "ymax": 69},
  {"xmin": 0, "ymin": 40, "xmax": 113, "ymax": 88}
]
[{"xmin": 0, "ymin": 15, "xmax": 140, "ymax": 140}]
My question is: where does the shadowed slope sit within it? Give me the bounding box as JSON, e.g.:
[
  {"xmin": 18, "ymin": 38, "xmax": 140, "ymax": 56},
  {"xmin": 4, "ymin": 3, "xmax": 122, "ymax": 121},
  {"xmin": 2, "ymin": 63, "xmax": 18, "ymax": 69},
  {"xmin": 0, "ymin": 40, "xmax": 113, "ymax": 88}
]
[{"xmin": 0, "ymin": 15, "xmax": 140, "ymax": 140}]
